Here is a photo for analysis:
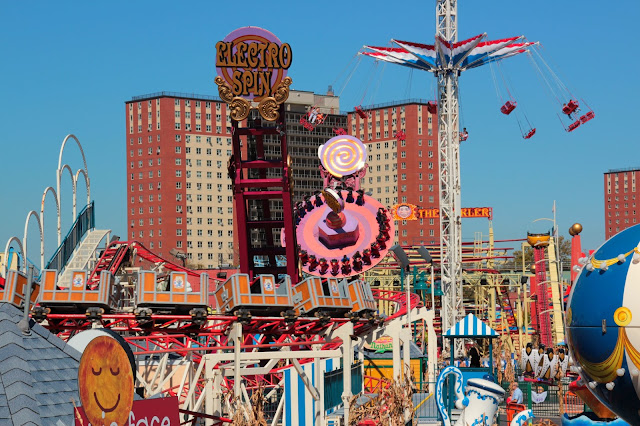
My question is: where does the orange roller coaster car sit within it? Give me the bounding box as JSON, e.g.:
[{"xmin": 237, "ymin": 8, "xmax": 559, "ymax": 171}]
[
  {"xmin": 1, "ymin": 269, "xmax": 39, "ymax": 309},
  {"xmin": 214, "ymin": 274, "xmax": 295, "ymax": 319},
  {"xmin": 292, "ymin": 276, "xmax": 352, "ymax": 319}
]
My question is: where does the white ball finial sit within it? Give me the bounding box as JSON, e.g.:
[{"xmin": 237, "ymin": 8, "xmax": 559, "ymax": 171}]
[
  {"xmin": 606, "ymin": 382, "xmax": 615, "ymax": 391},
  {"xmin": 618, "ymin": 254, "xmax": 626, "ymax": 263}
]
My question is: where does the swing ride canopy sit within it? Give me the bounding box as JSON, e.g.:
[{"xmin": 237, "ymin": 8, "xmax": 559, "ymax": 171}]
[{"xmin": 361, "ymin": 34, "xmax": 537, "ymax": 72}]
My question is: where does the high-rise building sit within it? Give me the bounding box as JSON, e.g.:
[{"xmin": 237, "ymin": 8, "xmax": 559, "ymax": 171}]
[
  {"xmin": 348, "ymin": 100, "xmax": 440, "ymax": 247},
  {"xmin": 125, "ymin": 90, "xmax": 344, "ymax": 268},
  {"xmin": 604, "ymin": 168, "xmax": 640, "ymax": 239},
  {"xmin": 126, "ymin": 93, "xmax": 235, "ymax": 268}
]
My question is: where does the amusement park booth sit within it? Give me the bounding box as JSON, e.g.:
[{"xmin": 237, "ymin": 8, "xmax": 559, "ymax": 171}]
[
  {"xmin": 443, "ymin": 313, "xmax": 499, "ymax": 386},
  {"xmin": 360, "ymin": 339, "xmax": 428, "ymax": 391}
]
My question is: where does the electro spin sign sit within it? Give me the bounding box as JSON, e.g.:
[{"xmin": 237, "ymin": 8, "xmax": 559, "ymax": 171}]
[{"xmin": 215, "ymin": 26, "xmax": 292, "ymax": 102}]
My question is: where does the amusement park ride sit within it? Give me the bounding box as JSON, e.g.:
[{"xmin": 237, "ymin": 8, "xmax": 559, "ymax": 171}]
[
  {"xmin": 1, "ymin": 132, "xmax": 433, "ymax": 424},
  {"xmin": 357, "ymin": 0, "xmax": 593, "ymax": 356},
  {"xmin": 0, "ymin": 3, "xmax": 599, "ymax": 425}
]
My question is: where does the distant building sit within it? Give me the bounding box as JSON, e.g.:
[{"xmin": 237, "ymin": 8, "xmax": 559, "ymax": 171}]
[
  {"xmin": 125, "ymin": 93, "xmax": 234, "ymax": 268},
  {"xmin": 604, "ymin": 167, "xmax": 640, "ymax": 239},
  {"xmin": 125, "ymin": 90, "xmax": 344, "ymax": 268},
  {"xmin": 347, "ymin": 100, "xmax": 439, "ymax": 246}
]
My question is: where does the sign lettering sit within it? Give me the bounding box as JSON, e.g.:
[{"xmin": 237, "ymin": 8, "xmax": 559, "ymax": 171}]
[
  {"xmin": 391, "ymin": 203, "xmax": 493, "ymax": 220},
  {"xmin": 215, "ymin": 27, "xmax": 292, "ymax": 101}
]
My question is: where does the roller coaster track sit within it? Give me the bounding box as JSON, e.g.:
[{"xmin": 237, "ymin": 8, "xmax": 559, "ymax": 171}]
[{"xmin": 40, "ymin": 287, "xmax": 425, "ymax": 419}]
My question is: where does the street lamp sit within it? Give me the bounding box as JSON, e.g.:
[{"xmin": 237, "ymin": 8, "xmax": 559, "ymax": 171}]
[
  {"xmin": 390, "ymin": 244, "xmax": 411, "ymax": 325},
  {"xmin": 389, "ymin": 245, "xmax": 435, "ymax": 326}
]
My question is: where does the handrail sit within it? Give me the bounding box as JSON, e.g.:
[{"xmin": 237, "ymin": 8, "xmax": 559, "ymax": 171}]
[{"xmin": 45, "ymin": 202, "xmax": 95, "ymax": 272}]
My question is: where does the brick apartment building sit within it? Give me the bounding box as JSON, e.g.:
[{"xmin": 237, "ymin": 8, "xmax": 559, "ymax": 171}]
[
  {"xmin": 126, "ymin": 92, "xmax": 439, "ymax": 267},
  {"xmin": 348, "ymin": 100, "xmax": 440, "ymax": 246},
  {"xmin": 604, "ymin": 167, "xmax": 640, "ymax": 239}
]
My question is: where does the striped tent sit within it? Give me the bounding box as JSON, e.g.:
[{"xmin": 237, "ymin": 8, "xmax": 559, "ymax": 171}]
[
  {"xmin": 443, "ymin": 313, "xmax": 498, "ymax": 338},
  {"xmin": 283, "ymin": 358, "xmax": 340, "ymax": 426}
]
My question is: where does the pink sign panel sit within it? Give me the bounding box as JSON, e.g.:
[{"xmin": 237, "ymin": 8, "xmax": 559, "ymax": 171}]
[{"xmin": 75, "ymin": 396, "xmax": 181, "ymax": 425}]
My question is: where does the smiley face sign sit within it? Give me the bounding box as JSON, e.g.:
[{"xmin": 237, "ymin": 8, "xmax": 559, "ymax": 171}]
[{"xmin": 78, "ymin": 336, "xmax": 134, "ymax": 425}]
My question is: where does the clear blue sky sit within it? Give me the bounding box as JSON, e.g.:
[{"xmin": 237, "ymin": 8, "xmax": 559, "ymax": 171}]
[{"xmin": 1, "ymin": 0, "xmax": 638, "ymax": 262}]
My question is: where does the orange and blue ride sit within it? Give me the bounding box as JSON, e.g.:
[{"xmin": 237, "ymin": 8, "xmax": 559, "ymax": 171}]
[
  {"xmin": 0, "ymin": 269, "xmax": 39, "ymax": 309},
  {"xmin": 38, "ymin": 269, "xmax": 113, "ymax": 319},
  {"xmin": 292, "ymin": 276, "xmax": 352, "ymax": 319},
  {"xmin": 213, "ymin": 273, "xmax": 295, "ymax": 320}
]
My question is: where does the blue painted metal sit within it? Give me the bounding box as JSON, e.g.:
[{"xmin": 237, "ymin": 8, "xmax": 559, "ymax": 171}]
[{"xmin": 45, "ymin": 202, "xmax": 95, "ymax": 273}]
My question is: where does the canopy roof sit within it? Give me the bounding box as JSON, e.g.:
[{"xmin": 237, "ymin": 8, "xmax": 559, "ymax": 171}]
[
  {"xmin": 444, "ymin": 313, "xmax": 498, "ymax": 338},
  {"xmin": 361, "ymin": 33, "xmax": 537, "ymax": 72}
]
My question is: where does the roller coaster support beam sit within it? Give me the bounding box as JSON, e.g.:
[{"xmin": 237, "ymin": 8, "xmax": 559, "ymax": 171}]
[
  {"xmin": 337, "ymin": 320, "xmax": 354, "ymax": 424},
  {"xmin": 384, "ymin": 306, "xmax": 437, "ymax": 383},
  {"xmin": 314, "ymin": 343, "xmax": 325, "ymax": 426},
  {"xmin": 231, "ymin": 322, "xmax": 242, "ymax": 399}
]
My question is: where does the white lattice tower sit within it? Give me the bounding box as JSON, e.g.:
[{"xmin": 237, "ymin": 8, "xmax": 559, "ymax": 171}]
[{"xmin": 436, "ymin": 0, "xmax": 463, "ymax": 355}]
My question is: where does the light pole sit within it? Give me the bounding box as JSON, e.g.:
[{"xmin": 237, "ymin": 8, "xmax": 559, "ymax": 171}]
[{"xmin": 390, "ymin": 245, "xmax": 412, "ymax": 325}]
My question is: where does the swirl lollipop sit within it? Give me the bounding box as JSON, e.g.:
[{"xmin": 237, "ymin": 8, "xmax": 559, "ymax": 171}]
[{"xmin": 318, "ymin": 135, "xmax": 367, "ymax": 178}]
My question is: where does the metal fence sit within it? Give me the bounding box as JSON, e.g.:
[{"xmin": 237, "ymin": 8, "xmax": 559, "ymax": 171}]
[
  {"xmin": 411, "ymin": 378, "xmax": 581, "ymax": 422},
  {"xmin": 413, "ymin": 381, "xmax": 440, "ymax": 421},
  {"xmin": 324, "ymin": 362, "xmax": 364, "ymax": 410},
  {"xmin": 45, "ymin": 202, "xmax": 94, "ymax": 273},
  {"xmin": 262, "ymin": 387, "xmax": 284, "ymax": 423},
  {"xmin": 500, "ymin": 379, "xmax": 584, "ymax": 418}
]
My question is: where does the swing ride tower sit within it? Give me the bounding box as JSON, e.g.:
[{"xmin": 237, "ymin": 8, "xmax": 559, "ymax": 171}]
[
  {"xmin": 361, "ymin": 0, "xmax": 537, "ymax": 353},
  {"xmin": 435, "ymin": 0, "xmax": 463, "ymax": 351}
]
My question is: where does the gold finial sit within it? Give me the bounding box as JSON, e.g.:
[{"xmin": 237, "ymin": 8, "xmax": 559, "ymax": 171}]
[{"xmin": 569, "ymin": 223, "xmax": 583, "ymax": 236}]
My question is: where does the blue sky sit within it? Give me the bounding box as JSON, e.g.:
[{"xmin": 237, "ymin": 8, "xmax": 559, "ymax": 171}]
[{"xmin": 1, "ymin": 0, "xmax": 638, "ymax": 263}]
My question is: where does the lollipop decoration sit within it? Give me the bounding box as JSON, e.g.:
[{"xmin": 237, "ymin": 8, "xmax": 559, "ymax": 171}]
[
  {"xmin": 318, "ymin": 135, "xmax": 367, "ymax": 178},
  {"xmin": 291, "ymin": 134, "xmax": 391, "ymax": 278}
]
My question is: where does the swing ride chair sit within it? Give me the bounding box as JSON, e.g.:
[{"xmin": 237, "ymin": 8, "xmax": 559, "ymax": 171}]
[
  {"xmin": 500, "ymin": 100, "xmax": 517, "ymax": 115},
  {"xmin": 354, "ymin": 105, "xmax": 368, "ymax": 119},
  {"xmin": 562, "ymin": 99, "xmax": 580, "ymax": 116},
  {"xmin": 299, "ymin": 107, "xmax": 327, "ymax": 131}
]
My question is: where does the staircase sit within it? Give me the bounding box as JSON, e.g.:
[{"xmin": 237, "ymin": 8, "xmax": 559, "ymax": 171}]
[
  {"xmin": 57, "ymin": 229, "xmax": 111, "ymax": 288},
  {"xmin": 86, "ymin": 242, "xmax": 130, "ymax": 289}
]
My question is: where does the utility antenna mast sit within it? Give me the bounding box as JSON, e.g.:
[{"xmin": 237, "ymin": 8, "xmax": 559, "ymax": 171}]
[{"xmin": 435, "ymin": 0, "xmax": 463, "ymax": 354}]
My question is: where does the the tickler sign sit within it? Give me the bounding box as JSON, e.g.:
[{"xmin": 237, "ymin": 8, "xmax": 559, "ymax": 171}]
[{"xmin": 391, "ymin": 204, "xmax": 493, "ymax": 221}]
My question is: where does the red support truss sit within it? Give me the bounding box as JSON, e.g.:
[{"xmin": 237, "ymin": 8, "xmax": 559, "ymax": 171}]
[{"xmin": 231, "ymin": 107, "xmax": 298, "ymax": 281}]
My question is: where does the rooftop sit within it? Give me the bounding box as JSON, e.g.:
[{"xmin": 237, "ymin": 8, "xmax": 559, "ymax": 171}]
[
  {"xmin": 0, "ymin": 303, "xmax": 81, "ymax": 425},
  {"xmin": 605, "ymin": 167, "xmax": 640, "ymax": 174}
]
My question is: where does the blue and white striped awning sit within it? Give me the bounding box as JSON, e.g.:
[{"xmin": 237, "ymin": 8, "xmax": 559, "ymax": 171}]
[{"xmin": 444, "ymin": 314, "xmax": 498, "ymax": 338}]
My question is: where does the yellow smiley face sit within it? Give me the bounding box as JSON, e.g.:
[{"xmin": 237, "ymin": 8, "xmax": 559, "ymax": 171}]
[{"xmin": 78, "ymin": 336, "xmax": 134, "ymax": 425}]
